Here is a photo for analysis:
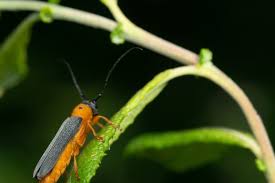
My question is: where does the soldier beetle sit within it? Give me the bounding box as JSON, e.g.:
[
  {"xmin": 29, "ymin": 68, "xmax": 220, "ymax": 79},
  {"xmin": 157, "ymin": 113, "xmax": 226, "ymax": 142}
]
[{"xmin": 33, "ymin": 47, "xmax": 141, "ymax": 183}]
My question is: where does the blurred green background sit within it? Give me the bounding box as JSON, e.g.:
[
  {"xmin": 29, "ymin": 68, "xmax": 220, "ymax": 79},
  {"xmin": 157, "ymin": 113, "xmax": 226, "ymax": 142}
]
[{"xmin": 0, "ymin": 0, "xmax": 274, "ymax": 182}]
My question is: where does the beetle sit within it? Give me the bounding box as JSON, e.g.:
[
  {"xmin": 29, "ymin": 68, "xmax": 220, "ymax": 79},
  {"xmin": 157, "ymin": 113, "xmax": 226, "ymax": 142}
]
[{"xmin": 33, "ymin": 47, "xmax": 141, "ymax": 183}]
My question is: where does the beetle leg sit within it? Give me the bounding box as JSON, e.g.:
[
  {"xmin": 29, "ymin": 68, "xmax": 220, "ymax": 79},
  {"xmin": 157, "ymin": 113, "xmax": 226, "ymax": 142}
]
[
  {"xmin": 73, "ymin": 155, "xmax": 80, "ymax": 180},
  {"xmin": 87, "ymin": 123, "xmax": 104, "ymax": 142},
  {"xmin": 97, "ymin": 122, "xmax": 105, "ymax": 128},
  {"xmin": 96, "ymin": 115, "xmax": 121, "ymax": 130},
  {"xmin": 91, "ymin": 115, "xmax": 100, "ymax": 125},
  {"xmin": 91, "ymin": 116, "xmax": 105, "ymax": 128}
]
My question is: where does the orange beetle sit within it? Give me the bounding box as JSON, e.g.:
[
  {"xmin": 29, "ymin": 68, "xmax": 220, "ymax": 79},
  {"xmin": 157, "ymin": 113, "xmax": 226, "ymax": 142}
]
[{"xmin": 33, "ymin": 62, "xmax": 117, "ymax": 183}]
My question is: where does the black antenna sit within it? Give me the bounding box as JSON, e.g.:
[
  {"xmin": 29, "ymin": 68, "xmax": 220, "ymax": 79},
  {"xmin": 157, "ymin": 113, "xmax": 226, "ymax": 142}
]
[
  {"xmin": 64, "ymin": 61, "xmax": 88, "ymax": 101},
  {"xmin": 94, "ymin": 47, "xmax": 142, "ymax": 102}
]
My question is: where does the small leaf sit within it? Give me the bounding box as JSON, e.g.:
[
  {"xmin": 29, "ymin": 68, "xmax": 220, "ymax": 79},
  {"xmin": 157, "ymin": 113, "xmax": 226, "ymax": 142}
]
[
  {"xmin": 0, "ymin": 14, "xmax": 38, "ymax": 97},
  {"xmin": 39, "ymin": 7, "xmax": 53, "ymax": 23},
  {"xmin": 125, "ymin": 128, "xmax": 261, "ymax": 172},
  {"xmin": 110, "ymin": 23, "xmax": 125, "ymax": 45},
  {"xmin": 199, "ymin": 48, "xmax": 213, "ymax": 65},
  {"xmin": 255, "ymin": 159, "xmax": 266, "ymax": 172}
]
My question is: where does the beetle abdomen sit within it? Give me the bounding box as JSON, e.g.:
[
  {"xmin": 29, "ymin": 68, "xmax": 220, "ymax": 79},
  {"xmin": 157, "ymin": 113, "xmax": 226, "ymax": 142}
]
[
  {"xmin": 39, "ymin": 122, "xmax": 89, "ymax": 183},
  {"xmin": 40, "ymin": 140, "xmax": 75, "ymax": 183}
]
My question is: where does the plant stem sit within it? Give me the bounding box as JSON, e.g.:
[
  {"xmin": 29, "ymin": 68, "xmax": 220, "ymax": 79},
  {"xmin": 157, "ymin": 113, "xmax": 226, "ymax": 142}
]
[
  {"xmin": 0, "ymin": 1, "xmax": 198, "ymax": 65},
  {"xmin": 0, "ymin": 1, "xmax": 274, "ymax": 182},
  {"xmin": 0, "ymin": 1, "xmax": 116, "ymax": 31}
]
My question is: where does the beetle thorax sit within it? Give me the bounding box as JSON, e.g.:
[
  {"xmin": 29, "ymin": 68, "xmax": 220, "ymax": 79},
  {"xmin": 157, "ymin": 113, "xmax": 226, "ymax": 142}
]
[{"xmin": 71, "ymin": 103, "xmax": 93, "ymax": 121}]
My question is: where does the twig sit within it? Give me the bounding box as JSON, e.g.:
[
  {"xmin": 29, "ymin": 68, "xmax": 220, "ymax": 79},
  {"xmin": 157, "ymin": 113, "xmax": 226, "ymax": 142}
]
[{"xmin": 0, "ymin": 1, "xmax": 198, "ymax": 65}]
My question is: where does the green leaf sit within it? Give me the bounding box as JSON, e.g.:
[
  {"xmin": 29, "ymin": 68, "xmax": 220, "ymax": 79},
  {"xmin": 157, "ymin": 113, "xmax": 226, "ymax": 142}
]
[
  {"xmin": 110, "ymin": 23, "xmax": 125, "ymax": 45},
  {"xmin": 0, "ymin": 14, "xmax": 38, "ymax": 97},
  {"xmin": 68, "ymin": 66, "xmax": 199, "ymax": 182},
  {"xmin": 255, "ymin": 159, "xmax": 267, "ymax": 172},
  {"xmin": 39, "ymin": 7, "xmax": 53, "ymax": 23},
  {"xmin": 125, "ymin": 128, "xmax": 261, "ymax": 172},
  {"xmin": 199, "ymin": 48, "xmax": 213, "ymax": 65},
  {"xmin": 68, "ymin": 70, "xmax": 171, "ymax": 183}
]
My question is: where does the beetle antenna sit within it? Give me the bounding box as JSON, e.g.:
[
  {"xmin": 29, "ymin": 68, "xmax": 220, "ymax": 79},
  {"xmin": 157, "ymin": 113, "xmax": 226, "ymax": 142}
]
[
  {"xmin": 94, "ymin": 47, "xmax": 143, "ymax": 102},
  {"xmin": 64, "ymin": 61, "xmax": 87, "ymax": 101}
]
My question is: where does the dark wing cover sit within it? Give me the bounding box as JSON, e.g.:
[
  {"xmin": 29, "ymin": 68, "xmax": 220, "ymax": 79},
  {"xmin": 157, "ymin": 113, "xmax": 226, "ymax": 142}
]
[{"xmin": 33, "ymin": 116, "xmax": 82, "ymax": 180}]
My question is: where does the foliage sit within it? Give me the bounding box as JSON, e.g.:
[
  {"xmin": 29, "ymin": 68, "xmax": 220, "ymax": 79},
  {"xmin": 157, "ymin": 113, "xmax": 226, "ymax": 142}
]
[
  {"xmin": 199, "ymin": 48, "xmax": 213, "ymax": 65},
  {"xmin": 68, "ymin": 70, "xmax": 170, "ymax": 182},
  {"xmin": 0, "ymin": 14, "xmax": 38, "ymax": 97},
  {"xmin": 110, "ymin": 23, "xmax": 125, "ymax": 45},
  {"xmin": 125, "ymin": 128, "xmax": 261, "ymax": 172}
]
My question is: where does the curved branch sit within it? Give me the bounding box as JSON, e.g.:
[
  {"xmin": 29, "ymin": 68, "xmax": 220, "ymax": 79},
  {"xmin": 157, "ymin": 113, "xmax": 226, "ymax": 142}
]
[
  {"xmin": 171, "ymin": 64, "xmax": 275, "ymax": 182},
  {"xmin": 0, "ymin": 1, "xmax": 198, "ymax": 65}
]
